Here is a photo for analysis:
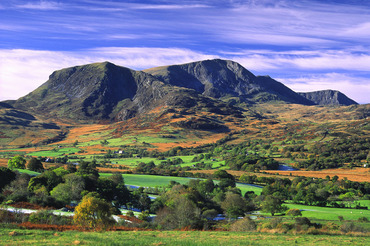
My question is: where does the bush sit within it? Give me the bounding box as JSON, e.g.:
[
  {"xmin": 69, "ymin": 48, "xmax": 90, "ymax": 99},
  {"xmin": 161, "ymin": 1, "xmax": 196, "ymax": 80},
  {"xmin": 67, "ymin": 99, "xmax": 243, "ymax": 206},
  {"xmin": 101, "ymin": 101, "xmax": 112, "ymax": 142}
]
[
  {"xmin": 340, "ymin": 222, "xmax": 367, "ymax": 233},
  {"xmin": 28, "ymin": 210, "xmax": 71, "ymax": 225},
  {"xmin": 275, "ymin": 222, "xmax": 292, "ymax": 233},
  {"xmin": 295, "ymin": 217, "xmax": 311, "ymax": 226},
  {"xmin": 269, "ymin": 217, "xmax": 283, "ymax": 229},
  {"xmin": 229, "ymin": 217, "xmax": 256, "ymax": 231},
  {"xmin": 28, "ymin": 210, "xmax": 53, "ymax": 224},
  {"xmin": 358, "ymin": 216, "xmax": 369, "ymax": 222},
  {"xmin": 286, "ymin": 208, "xmax": 302, "ymax": 217}
]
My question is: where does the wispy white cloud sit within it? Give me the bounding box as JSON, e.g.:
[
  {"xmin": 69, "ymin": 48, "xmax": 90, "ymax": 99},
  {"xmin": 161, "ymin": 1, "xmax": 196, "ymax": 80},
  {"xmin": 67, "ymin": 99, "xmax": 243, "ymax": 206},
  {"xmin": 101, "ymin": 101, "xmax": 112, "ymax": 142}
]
[
  {"xmin": 15, "ymin": 1, "xmax": 62, "ymax": 10},
  {"xmin": 277, "ymin": 73, "xmax": 370, "ymax": 104},
  {"xmin": 227, "ymin": 49, "xmax": 370, "ymax": 72}
]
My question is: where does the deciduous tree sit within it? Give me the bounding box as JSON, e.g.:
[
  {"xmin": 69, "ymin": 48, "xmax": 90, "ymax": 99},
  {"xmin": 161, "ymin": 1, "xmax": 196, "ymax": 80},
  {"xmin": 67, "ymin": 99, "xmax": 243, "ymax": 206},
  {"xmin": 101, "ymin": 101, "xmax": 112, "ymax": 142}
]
[{"xmin": 8, "ymin": 156, "xmax": 26, "ymax": 169}]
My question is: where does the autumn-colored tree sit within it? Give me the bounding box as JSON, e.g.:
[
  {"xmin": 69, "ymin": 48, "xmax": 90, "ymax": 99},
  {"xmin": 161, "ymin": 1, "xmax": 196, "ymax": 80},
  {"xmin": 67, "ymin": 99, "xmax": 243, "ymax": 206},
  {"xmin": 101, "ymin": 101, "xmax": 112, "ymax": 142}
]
[{"xmin": 73, "ymin": 195, "xmax": 115, "ymax": 229}]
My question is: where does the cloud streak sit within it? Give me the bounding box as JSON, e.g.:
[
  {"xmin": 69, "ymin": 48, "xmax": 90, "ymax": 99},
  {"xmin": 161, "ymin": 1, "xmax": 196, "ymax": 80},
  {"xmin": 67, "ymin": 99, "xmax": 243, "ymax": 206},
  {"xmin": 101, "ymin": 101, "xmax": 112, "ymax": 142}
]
[{"xmin": 15, "ymin": 1, "xmax": 62, "ymax": 10}]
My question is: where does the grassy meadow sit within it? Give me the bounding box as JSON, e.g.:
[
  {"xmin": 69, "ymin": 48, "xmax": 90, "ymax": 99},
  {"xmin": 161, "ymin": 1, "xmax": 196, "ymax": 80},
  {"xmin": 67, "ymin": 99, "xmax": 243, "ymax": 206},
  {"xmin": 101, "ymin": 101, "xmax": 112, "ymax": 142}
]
[{"xmin": 0, "ymin": 227, "xmax": 369, "ymax": 246}]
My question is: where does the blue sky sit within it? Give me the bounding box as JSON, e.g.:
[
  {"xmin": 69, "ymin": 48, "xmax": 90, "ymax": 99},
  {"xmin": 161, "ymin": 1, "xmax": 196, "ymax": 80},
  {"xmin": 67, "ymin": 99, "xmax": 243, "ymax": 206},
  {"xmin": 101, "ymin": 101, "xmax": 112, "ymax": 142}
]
[{"xmin": 1, "ymin": 0, "xmax": 369, "ymax": 104}]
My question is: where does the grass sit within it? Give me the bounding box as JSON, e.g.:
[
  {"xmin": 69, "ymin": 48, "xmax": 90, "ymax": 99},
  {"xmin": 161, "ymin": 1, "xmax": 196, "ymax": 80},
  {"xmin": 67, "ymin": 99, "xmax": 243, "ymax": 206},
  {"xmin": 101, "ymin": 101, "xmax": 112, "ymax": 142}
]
[
  {"xmin": 15, "ymin": 169, "xmax": 41, "ymax": 176},
  {"xmin": 0, "ymin": 227, "xmax": 369, "ymax": 245},
  {"xmin": 27, "ymin": 147, "xmax": 81, "ymax": 157},
  {"xmin": 285, "ymin": 203, "xmax": 370, "ymax": 221},
  {"xmin": 101, "ymin": 173, "xmax": 194, "ymax": 187},
  {"xmin": 100, "ymin": 173, "xmax": 263, "ymax": 195}
]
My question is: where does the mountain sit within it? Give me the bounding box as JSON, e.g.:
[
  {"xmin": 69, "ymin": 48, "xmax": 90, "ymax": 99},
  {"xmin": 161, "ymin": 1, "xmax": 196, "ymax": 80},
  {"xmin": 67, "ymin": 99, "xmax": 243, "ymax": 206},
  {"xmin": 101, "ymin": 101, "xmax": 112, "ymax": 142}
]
[
  {"xmin": 144, "ymin": 59, "xmax": 314, "ymax": 105},
  {"xmin": 5, "ymin": 59, "xmax": 359, "ymax": 125},
  {"xmin": 298, "ymin": 90, "xmax": 358, "ymax": 106},
  {"xmin": 12, "ymin": 62, "xmax": 175, "ymax": 121},
  {"xmin": 10, "ymin": 61, "xmax": 242, "ymax": 124}
]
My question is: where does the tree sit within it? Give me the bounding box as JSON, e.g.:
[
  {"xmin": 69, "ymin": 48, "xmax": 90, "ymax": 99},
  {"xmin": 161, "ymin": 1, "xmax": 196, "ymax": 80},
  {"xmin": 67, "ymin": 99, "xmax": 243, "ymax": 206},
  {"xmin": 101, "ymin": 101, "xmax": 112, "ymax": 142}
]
[
  {"xmin": 286, "ymin": 208, "xmax": 302, "ymax": 217},
  {"xmin": 0, "ymin": 167, "xmax": 16, "ymax": 192},
  {"xmin": 51, "ymin": 173, "xmax": 85, "ymax": 204},
  {"xmin": 8, "ymin": 156, "xmax": 26, "ymax": 169},
  {"xmin": 27, "ymin": 158, "xmax": 44, "ymax": 172},
  {"xmin": 261, "ymin": 195, "xmax": 288, "ymax": 216},
  {"xmin": 73, "ymin": 195, "xmax": 115, "ymax": 229},
  {"xmin": 221, "ymin": 192, "xmax": 248, "ymax": 218}
]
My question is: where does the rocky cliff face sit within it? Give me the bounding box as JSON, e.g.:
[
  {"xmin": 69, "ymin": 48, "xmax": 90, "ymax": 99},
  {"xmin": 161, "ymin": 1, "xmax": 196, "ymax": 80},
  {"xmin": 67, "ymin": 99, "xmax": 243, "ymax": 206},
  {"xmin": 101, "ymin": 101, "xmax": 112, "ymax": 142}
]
[
  {"xmin": 144, "ymin": 59, "xmax": 313, "ymax": 105},
  {"xmin": 298, "ymin": 90, "xmax": 358, "ymax": 106}
]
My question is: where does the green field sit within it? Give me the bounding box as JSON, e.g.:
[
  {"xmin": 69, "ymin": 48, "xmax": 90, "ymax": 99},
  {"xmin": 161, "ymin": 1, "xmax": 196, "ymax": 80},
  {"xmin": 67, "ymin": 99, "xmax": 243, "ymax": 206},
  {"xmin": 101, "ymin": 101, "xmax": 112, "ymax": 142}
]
[
  {"xmin": 285, "ymin": 203, "xmax": 370, "ymax": 221},
  {"xmin": 100, "ymin": 173, "xmax": 263, "ymax": 195},
  {"xmin": 0, "ymin": 227, "xmax": 368, "ymax": 246},
  {"xmin": 27, "ymin": 147, "xmax": 81, "ymax": 157}
]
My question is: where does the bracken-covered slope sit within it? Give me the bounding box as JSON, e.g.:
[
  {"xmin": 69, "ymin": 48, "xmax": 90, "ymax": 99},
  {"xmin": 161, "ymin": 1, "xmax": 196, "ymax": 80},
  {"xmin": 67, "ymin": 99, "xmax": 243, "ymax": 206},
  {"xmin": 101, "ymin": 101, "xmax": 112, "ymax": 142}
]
[
  {"xmin": 298, "ymin": 90, "xmax": 358, "ymax": 106},
  {"xmin": 144, "ymin": 59, "xmax": 314, "ymax": 105}
]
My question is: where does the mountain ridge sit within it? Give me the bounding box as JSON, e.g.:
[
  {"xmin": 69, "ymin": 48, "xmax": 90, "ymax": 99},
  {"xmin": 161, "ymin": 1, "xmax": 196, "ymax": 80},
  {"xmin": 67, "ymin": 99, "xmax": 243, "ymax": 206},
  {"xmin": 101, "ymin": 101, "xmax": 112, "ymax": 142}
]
[
  {"xmin": 3, "ymin": 59, "xmax": 359, "ymax": 124},
  {"xmin": 298, "ymin": 90, "xmax": 358, "ymax": 106}
]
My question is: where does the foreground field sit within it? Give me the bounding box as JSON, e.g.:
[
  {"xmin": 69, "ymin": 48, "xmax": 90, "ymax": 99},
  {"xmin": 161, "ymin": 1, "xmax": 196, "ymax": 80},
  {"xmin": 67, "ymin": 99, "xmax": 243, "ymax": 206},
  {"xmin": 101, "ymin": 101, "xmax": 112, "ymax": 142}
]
[{"xmin": 0, "ymin": 227, "xmax": 369, "ymax": 246}]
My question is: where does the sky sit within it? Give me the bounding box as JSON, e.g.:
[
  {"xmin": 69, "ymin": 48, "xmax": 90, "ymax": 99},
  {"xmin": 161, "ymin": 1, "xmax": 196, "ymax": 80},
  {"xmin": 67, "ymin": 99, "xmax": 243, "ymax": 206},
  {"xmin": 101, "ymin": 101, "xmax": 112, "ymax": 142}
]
[{"xmin": 0, "ymin": 0, "xmax": 369, "ymax": 104}]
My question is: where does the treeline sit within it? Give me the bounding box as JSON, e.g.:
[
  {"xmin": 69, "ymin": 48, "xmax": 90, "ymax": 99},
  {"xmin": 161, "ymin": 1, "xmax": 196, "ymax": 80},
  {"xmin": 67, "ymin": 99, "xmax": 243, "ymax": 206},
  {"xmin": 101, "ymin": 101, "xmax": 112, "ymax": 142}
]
[
  {"xmin": 298, "ymin": 136, "xmax": 369, "ymax": 170},
  {"xmin": 258, "ymin": 175, "xmax": 369, "ymax": 208}
]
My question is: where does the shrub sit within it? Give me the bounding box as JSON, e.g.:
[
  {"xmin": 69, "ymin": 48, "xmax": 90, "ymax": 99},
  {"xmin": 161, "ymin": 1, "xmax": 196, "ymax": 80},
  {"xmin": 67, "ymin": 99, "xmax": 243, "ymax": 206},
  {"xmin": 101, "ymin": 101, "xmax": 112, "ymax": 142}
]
[
  {"xmin": 269, "ymin": 217, "xmax": 283, "ymax": 229},
  {"xmin": 358, "ymin": 216, "xmax": 369, "ymax": 222},
  {"xmin": 340, "ymin": 222, "xmax": 367, "ymax": 233},
  {"xmin": 275, "ymin": 222, "xmax": 292, "ymax": 233},
  {"xmin": 286, "ymin": 208, "xmax": 302, "ymax": 217},
  {"xmin": 229, "ymin": 217, "xmax": 257, "ymax": 231},
  {"xmin": 29, "ymin": 210, "xmax": 53, "ymax": 224},
  {"xmin": 295, "ymin": 217, "xmax": 311, "ymax": 226}
]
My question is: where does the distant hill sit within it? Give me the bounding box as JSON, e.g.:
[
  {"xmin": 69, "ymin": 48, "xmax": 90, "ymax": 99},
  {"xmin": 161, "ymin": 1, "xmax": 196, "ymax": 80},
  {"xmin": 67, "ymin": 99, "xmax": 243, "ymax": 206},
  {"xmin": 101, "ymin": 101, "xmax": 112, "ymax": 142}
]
[
  {"xmin": 298, "ymin": 90, "xmax": 358, "ymax": 106},
  {"xmin": 144, "ymin": 59, "xmax": 314, "ymax": 105}
]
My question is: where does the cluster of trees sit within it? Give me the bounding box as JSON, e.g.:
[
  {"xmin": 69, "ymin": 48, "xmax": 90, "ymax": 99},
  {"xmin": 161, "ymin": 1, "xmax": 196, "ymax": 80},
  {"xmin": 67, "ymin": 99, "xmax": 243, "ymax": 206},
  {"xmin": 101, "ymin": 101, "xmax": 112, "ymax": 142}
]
[
  {"xmin": 260, "ymin": 175, "xmax": 370, "ymax": 207},
  {"xmin": 298, "ymin": 137, "xmax": 369, "ymax": 170},
  {"xmin": 226, "ymin": 154, "xmax": 279, "ymax": 171},
  {"xmin": 0, "ymin": 161, "xmax": 139, "ymax": 212}
]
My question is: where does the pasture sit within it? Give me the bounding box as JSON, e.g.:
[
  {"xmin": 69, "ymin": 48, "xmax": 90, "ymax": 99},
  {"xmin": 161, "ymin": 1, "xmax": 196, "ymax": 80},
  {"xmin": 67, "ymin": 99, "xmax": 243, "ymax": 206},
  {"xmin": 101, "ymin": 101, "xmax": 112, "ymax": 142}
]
[{"xmin": 0, "ymin": 227, "xmax": 368, "ymax": 246}]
